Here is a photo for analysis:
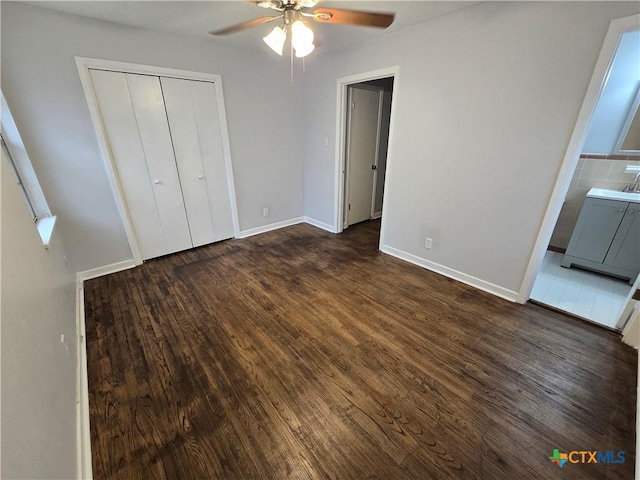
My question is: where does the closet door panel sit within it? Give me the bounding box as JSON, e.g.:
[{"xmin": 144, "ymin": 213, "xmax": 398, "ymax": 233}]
[
  {"xmin": 126, "ymin": 74, "xmax": 193, "ymax": 254},
  {"xmin": 161, "ymin": 78, "xmax": 234, "ymax": 245},
  {"xmin": 160, "ymin": 77, "xmax": 215, "ymax": 247},
  {"xmin": 191, "ymin": 81, "xmax": 234, "ymax": 241},
  {"xmin": 89, "ymin": 69, "xmax": 167, "ymax": 260}
]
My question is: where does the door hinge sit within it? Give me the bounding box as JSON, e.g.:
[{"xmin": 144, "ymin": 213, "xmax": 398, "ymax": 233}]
[
  {"xmin": 352, "ymin": 101, "xmax": 356, "ymax": 110},
  {"xmin": 348, "ymin": 203, "xmax": 351, "ymax": 210}
]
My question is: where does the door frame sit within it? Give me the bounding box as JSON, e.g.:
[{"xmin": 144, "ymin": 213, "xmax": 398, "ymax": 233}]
[
  {"xmin": 75, "ymin": 57, "xmax": 241, "ymax": 265},
  {"xmin": 334, "ymin": 66, "xmax": 399, "ymax": 237},
  {"xmin": 343, "ymin": 84, "xmax": 384, "ymax": 229},
  {"xmin": 517, "ymin": 14, "xmax": 640, "ymax": 304},
  {"xmin": 619, "ymin": 273, "xmax": 640, "ymax": 332}
]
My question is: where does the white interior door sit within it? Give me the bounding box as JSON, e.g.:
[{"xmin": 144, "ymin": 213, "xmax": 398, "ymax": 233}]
[
  {"xmin": 161, "ymin": 77, "xmax": 234, "ymax": 246},
  {"xmin": 346, "ymin": 86, "xmax": 382, "ymax": 226}
]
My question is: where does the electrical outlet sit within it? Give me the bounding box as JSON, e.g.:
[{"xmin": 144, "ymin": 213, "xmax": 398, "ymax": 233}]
[
  {"xmin": 263, "ymin": 207, "xmax": 269, "ymax": 217},
  {"xmin": 323, "ymin": 136, "xmax": 329, "ymax": 147},
  {"xmin": 425, "ymin": 237, "xmax": 433, "ymax": 249}
]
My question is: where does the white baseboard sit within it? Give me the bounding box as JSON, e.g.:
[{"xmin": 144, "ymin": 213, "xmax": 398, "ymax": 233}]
[
  {"xmin": 76, "ymin": 282, "xmax": 93, "ymax": 480},
  {"xmin": 237, "ymin": 217, "xmax": 305, "ymax": 239},
  {"xmin": 304, "ymin": 216, "xmax": 336, "ymax": 233},
  {"xmin": 77, "ymin": 259, "xmax": 137, "ymax": 283},
  {"xmin": 372, "ymin": 212, "xmax": 382, "ymax": 220},
  {"xmin": 380, "ymin": 244, "xmax": 519, "ymax": 303}
]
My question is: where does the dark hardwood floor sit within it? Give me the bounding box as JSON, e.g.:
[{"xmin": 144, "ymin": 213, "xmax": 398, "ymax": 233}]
[{"xmin": 84, "ymin": 220, "xmax": 637, "ymax": 479}]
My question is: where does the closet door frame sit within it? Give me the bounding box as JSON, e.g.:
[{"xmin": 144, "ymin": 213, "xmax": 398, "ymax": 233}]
[{"xmin": 75, "ymin": 56, "xmax": 240, "ymax": 265}]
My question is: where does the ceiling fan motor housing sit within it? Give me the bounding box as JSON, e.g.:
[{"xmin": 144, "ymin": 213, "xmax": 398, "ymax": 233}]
[{"xmin": 284, "ymin": 9, "xmax": 295, "ymax": 25}]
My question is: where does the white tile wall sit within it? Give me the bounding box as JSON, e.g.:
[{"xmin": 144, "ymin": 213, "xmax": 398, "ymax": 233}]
[{"xmin": 549, "ymin": 158, "xmax": 640, "ymax": 249}]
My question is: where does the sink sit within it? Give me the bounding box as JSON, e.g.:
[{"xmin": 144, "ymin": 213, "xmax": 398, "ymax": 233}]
[{"xmin": 587, "ymin": 188, "xmax": 640, "ymax": 203}]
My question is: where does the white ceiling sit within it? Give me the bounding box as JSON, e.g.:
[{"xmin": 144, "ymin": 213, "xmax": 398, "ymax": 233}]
[{"xmin": 22, "ymin": 1, "xmax": 479, "ymax": 54}]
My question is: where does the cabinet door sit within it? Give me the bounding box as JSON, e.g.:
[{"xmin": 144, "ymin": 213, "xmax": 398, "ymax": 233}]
[
  {"xmin": 604, "ymin": 204, "xmax": 640, "ymax": 272},
  {"xmin": 565, "ymin": 198, "xmax": 627, "ymax": 263},
  {"xmin": 161, "ymin": 77, "xmax": 234, "ymax": 246}
]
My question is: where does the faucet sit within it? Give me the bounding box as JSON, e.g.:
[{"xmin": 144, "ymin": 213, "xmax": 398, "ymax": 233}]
[{"xmin": 624, "ymin": 172, "xmax": 640, "ymax": 192}]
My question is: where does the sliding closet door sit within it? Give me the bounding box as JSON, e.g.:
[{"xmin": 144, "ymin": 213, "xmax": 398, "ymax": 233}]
[
  {"xmin": 161, "ymin": 77, "xmax": 234, "ymax": 246},
  {"xmin": 90, "ymin": 70, "xmax": 192, "ymax": 259}
]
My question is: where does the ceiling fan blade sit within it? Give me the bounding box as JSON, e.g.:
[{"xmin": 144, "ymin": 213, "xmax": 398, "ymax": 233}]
[
  {"xmin": 298, "ymin": 0, "xmax": 318, "ymax": 7},
  {"xmin": 311, "ymin": 8, "xmax": 394, "ymax": 28},
  {"xmin": 254, "ymin": 1, "xmax": 284, "ymax": 11},
  {"xmin": 209, "ymin": 15, "xmax": 281, "ymax": 35}
]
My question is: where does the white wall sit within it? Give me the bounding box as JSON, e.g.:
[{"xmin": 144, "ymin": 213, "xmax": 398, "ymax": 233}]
[
  {"xmin": 302, "ymin": 1, "xmax": 640, "ymax": 295},
  {"xmin": 583, "ymin": 30, "xmax": 640, "ymax": 154},
  {"xmin": 1, "ymin": 153, "xmax": 77, "ymax": 479},
  {"xmin": 1, "ymin": 2, "xmax": 304, "ymax": 273}
]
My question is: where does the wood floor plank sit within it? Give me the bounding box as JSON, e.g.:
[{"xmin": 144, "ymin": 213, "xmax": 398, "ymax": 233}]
[{"xmin": 84, "ymin": 220, "xmax": 637, "ymax": 479}]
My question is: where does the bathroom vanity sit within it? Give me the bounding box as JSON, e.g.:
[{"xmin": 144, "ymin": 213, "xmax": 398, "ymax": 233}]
[{"xmin": 561, "ymin": 188, "xmax": 640, "ymax": 282}]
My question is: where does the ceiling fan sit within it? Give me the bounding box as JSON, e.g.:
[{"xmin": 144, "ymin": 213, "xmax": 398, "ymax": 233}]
[{"xmin": 209, "ymin": 1, "xmax": 395, "ymax": 58}]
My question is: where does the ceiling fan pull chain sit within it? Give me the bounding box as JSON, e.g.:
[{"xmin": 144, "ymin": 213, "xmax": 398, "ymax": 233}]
[{"xmin": 290, "ymin": 35, "xmax": 294, "ymax": 84}]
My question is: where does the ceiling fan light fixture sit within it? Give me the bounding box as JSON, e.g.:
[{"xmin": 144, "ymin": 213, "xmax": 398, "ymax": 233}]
[
  {"xmin": 263, "ymin": 25, "xmax": 286, "ymax": 55},
  {"xmin": 294, "ymin": 42, "xmax": 315, "ymax": 58},
  {"xmin": 291, "ymin": 20, "xmax": 315, "ymax": 58},
  {"xmin": 291, "ymin": 20, "xmax": 313, "ymax": 47}
]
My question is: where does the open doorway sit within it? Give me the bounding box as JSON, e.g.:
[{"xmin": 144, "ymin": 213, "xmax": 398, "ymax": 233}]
[
  {"xmin": 525, "ymin": 22, "xmax": 639, "ymax": 330},
  {"xmin": 338, "ymin": 74, "xmax": 394, "ymax": 245},
  {"xmin": 344, "ymin": 78, "xmax": 393, "ymax": 228}
]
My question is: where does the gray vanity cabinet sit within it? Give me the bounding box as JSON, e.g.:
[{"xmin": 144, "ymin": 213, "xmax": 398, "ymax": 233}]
[
  {"xmin": 561, "ymin": 195, "xmax": 639, "ymax": 281},
  {"xmin": 605, "ymin": 202, "xmax": 639, "ymax": 271}
]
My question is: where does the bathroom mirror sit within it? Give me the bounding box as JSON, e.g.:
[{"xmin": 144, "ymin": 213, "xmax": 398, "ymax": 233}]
[{"xmin": 614, "ymin": 86, "xmax": 640, "ymax": 155}]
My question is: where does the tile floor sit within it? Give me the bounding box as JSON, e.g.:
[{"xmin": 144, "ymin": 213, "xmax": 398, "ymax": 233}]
[{"xmin": 530, "ymin": 251, "xmax": 632, "ymax": 329}]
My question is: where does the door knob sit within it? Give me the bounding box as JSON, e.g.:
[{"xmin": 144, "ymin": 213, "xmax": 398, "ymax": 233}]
[
  {"xmin": 154, "ymin": 179, "xmax": 160, "ymax": 185},
  {"xmin": 617, "ymin": 208, "xmax": 625, "ymax": 213},
  {"xmin": 629, "ymin": 209, "xmax": 635, "ymax": 215},
  {"xmin": 371, "ymin": 165, "xmax": 377, "ymax": 170},
  {"xmin": 198, "ymin": 175, "xmax": 204, "ymax": 180}
]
